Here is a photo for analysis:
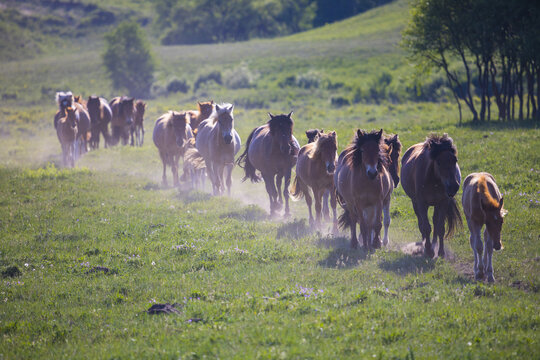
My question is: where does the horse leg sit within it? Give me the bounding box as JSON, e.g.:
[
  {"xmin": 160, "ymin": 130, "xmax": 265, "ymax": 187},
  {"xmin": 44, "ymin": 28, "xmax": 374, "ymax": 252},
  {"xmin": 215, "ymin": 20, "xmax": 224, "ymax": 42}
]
[
  {"xmin": 314, "ymin": 188, "xmax": 323, "ymax": 229},
  {"xmin": 433, "ymin": 202, "xmax": 447, "ymax": 258},
  {"xmin": 275, "ymin": 173, "xmax": 283, "ymax": 208},
  {"xmin": 172, "ymin": 154, "xmax": 180, "ymax": 187},
  {"xmin": 382, "ymin": 194, "xmax": 391, "ymax": 247},
  {"xmin": 160, "ymin": 152, "xmax": 168, "ymax": 187},
  {"xmin": 130, "ymin": 125, "xmax": 134, "ymax": 146},
  {"xmin": 304, "ymin": 185, "xmax": 315, "ymax": 226},
  {"xmin": 467, "ymin": 219, "xmax": 484, "ymax": 280},
  {"xmin": 413, "ymin": 201, "xmax": 433, "ymax": 258},
  {"xmin": 349, "ymin": 212, "xmax": 358, "ymax": 249},
  {"xmin": 358, "ymin": 212, "xmax": 370, "ymax": 251},
  {"xmin": 140, "ymin": 126, "xmax": 145, "ymax": 146},
  {"xmin": 483, "ymin": 228, "xmax": 495, "ymax": 282},
  {"xmin": 283, "ymin": 169, "xmax": 292, "ymax": 217},
  {"xmin": 322, "ymin": 189, "xmax": 330, "ymax": 222},
  {"xmin": 372, "ymin": 201, "xmax": 383, "ymax": 249},
  {"xmin": 225, "ymin": 163, "xmax": 233, "ymax": 196},
  {"xmin": 330, "ymin": 187, "xmax": 338, "ymax": 234},
  {"xmin": 262, "ymin": 172, "xmax": 278, "ymax": 216},
  {"xmin": 215, "ymin": 163, "xmax": 225, "ymax": 195}
]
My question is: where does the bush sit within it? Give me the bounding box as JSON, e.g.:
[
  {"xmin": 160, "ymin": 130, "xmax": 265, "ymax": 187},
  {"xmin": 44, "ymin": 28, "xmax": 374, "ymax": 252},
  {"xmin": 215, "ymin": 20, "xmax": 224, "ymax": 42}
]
[
  {"xmin": 295, "ymin": 70, "xmax": 321, "ymax": 89},
  {"xmin": 330, "ymin": 96, "xmax": 350, "ymax": 107},
  {"xmin": 194, "ymin": 71, "xmax": 222, "ymax": 92},
  {"xmin": 166, "ymin": 78, "xmax": 190, "ymax": 93},
  {"xmin": 224, "ymin": 64, "xmax": 257, "ymax": 89}
]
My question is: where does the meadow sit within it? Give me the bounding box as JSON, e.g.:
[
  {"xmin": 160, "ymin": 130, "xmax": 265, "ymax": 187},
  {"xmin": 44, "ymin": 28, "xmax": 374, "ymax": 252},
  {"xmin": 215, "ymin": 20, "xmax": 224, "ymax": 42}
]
[{"xmin": 0, "ymin": 0, "xmax": 539, "ymax": 358}]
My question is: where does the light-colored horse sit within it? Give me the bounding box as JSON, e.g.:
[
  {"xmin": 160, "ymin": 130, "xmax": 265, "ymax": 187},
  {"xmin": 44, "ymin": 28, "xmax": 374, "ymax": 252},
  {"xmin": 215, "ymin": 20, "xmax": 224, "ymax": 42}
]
[
  {"xmin": 55, "ymin": 91, "xmax": 90, "ymax": 155},
  {"xmin": 237, "ymin": 112, "xmax": 300, "ymax": 216},
  {"xmin": 291, "ymin": 131, "xmax": 338, "ymax": 230},
  {"xmin": 183, "ymin": 137, "xmax": 206, "ymax": 190},
  {"xmin": 196, "ymin": 103, "xmax": 241, "ymax": 195},
  {"xmin": 56, "ymin": 106, "xmax": 78, "ymax": 168},
  {"xmin": 153, "ymin": 111, "xmax": 194, "ymax": 187},
  {"xmin": 462, "ymin": 172, "xmax": 507, "ymax": 282}
]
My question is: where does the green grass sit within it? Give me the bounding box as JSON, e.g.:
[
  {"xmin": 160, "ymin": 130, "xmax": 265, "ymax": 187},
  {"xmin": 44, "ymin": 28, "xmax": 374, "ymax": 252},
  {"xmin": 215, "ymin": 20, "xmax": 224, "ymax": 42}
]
[{"xmin": 0, "ymin": 0, "xmax": 539, "ymax": 358}]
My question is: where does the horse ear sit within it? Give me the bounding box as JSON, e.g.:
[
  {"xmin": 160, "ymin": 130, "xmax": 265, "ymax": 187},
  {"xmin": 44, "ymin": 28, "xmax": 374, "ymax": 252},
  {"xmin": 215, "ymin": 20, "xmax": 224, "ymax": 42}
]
[
  {"xmin": 498, "ymin": 197, "xmax": 504, "ymax": 211},
  {"xmin": 357, "ymin": 129, "xmax": 365, "ymax": 137},
  {"xmin": 268, "ymin": 112, "xmax": 275, "ymax": 119},
  {"xmin": 198, "ymin": 101, "xmax": 201, "ymax": 106},
  {"xmin": 211, "ymin": 100, "xmax": 214, "ymax": 104},
  {"xmin": 216, "ymin": 104, "xmax": 222, "ymax": 112},
  {"xmin": 377, "ymin": 129, "xmax": 383, "ymax": 138},
  {"xmin": 229, "ymin": 104, "xmax": 234, "ymax": 112},
  {"xmin": 287, "ymin": 111, "xmax": 293, "ymax": 118},
  {"xmin": 330, "ymin": 131, "xmax": 336, "ymax": 138}
]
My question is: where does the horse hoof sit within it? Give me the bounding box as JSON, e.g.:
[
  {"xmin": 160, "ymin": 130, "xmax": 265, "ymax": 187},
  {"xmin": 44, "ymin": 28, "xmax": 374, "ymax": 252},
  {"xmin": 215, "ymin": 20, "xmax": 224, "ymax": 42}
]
[
  {"xmin": 372, "ymin": 239, "xmax": 382, "ymax": 249},
  {"xmin": 438, "ymin": 249, "xmax": 445, "ymax": 258},
  {"xmin": 475, "ymin": 273, "xmax": 484, "ymax": 281},
  {"xmin": 424, "ymin": 247, "xmax": 435, "ymax": 258},
  {"xmin": 486, "ymin": 275, "xmax": 495, "ymax": 283}
]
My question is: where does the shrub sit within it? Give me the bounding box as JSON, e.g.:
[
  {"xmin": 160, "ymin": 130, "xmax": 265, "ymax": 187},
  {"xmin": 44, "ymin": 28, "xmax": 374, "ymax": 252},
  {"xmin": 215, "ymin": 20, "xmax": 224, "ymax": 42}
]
[
  {"xmin": 166, "ymin": 78, "xmax": 190, "ymax": 93},
  {"xmin": 224, "ymin": 64, "xmax": 257, "ymax": 89},
  {"xmin": 194, "ymin": 71, "xmax": 222, "ymax": 91},
  {"xmin": 330, "ymin": 96, "xmax": 350, "ymax": 107},
  {"xmin": 295, "ymin": 70, "xmax": 321, "ymax": 89}
]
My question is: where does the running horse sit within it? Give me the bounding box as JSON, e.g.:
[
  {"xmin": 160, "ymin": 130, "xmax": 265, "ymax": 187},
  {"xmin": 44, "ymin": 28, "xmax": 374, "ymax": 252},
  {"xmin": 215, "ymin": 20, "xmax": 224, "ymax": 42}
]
[
  {"xmin": 87, "ymin": 95, "xmax": 112, "ymax": 149},
  {"xmin": 196, "ymin": 103, "xmax": 241, "ymax": 195},
  {"xmin": 381, "ymin": 134, "xmax": 402, "ymax": 246},
  {"xmin": 188, "ymin": 100, "xmax": 214, "ymax": 133},
  {"xmin": 130, "ymin": 100, "xmax": 146, "ymax": 147},
  {"xmin": 237, "ymin": 112, "xmax": 300, "ymax": 216},
  {"xmin": 335, "ymin": 129, "xmax": 393, "ymax": 250},
  {"xmin": 400, "ymin": 134, "xmax": 462, "ymax": 258},
  {"xmin": 109, "ymin": 96, "xmax": 135, "ymax": 146}
]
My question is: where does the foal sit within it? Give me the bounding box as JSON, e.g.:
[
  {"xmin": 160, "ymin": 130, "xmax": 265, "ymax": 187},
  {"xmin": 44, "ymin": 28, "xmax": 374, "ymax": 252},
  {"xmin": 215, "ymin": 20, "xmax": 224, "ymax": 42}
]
[
  {"xmin": 462, "ymin": 172, "xmax": 507, "ymax": 282},
  {"xmin": 56, "ymin": 107, "xmax": 78, "ymax": 168}
]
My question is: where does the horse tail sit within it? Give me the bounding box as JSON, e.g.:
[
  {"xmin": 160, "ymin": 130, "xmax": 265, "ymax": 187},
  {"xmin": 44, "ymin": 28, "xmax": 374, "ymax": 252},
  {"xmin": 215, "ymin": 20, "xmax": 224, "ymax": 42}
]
[
  {"xmin": 289, "ymin": 175, "xmax": 306, "ymax": 201},
  {"xmin": 335, "ymin": 188, "xmax": 346, "ymax": 208},
  {"xmin": 236, "ymin": 127, "xmax": 261, "ymax": 183},
  {"xmin": 338, "ymin": 207, "xmax": 353, "ymax": 230},
  {"xmin": 445, "ymin": 197, "xmax": 462, "ymax": 238}
]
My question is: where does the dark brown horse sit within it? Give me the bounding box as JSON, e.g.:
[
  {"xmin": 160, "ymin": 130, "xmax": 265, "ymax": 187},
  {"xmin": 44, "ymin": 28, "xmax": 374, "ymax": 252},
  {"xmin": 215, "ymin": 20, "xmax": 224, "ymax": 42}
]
[
  {"xmin": 381, "ymin": 134, "xmax": 402, "ymax": 246},
  {"xmin": 109, "ymin": 96, "xmax": 134, "ymax": 146},
  {"xmin": 291, "ymin": 131, "xmax": 338, "ymax": 230},
  {"xmin": 237, "ymin": 112, "xmax": 300, "ymax": 216},
  {"xmin": 335, "ymin": 129, "xmax": 393, "ymax": 249},
  {"xmin": 130, "ymin": 100, "xmax": 146, "ymax": 147},
  {"xmin": 400, "ymin": 134, "xmax": 462, "ymax": 258},
  {"xmin": 87, "ymin": 95, "xmax": 112, "ymax": 150},
  {"xmin": 56, "ymin": 106, "xmax": 78, "ymax": 168},
  {"xmin": 188, "ymin": 100, "xmax": 214, "ymax": 133}
]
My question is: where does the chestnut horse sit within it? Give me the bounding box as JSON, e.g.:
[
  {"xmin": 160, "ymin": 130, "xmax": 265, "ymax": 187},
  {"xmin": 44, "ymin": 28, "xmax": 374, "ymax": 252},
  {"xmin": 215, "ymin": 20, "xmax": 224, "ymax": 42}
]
[
  {"xmin": 381, "ymin": 134, "xmax": 402, "ymax": 246},
  {"xmin": 87, "ymin": 96, "xmax": 112, "ymax": 150},
  {"xmin": 196, "ymin": 103, "xmax": 241, "ymax": 195},
  {"xmin": 291, "ymin": 131, "xmax": 338, "ymax": 230},
  {"xmin": 188, "ymin": 100, "xmax": 214, "ymax": 133},
  {"xmin": 401, "ymin": 134, "xmax": 462, "ymax": 258},
  {"xmin": 130, "ymin": 100, "xmax": 146, "ymax": 147},
  {"xmin": 55, "ymin": 92, "xmax": 90, "ymax": 155},
  {"xmin": 335, "ymin": 129, "xmax": 392, "ymax": 250},
  {"xmin": 153, "ymin": 111, "xmax": 194, "ymax": 187},
  {"xmin": 56, "ymin": 106, "xmax": 78, "ymax": 168},
  {"xmin": 237, "ymin": 112, "xmax": 300, "ymax": 216},
  {"xmin": 109, "ymin": 96, "xmax": 134, "ymax": 146},
  {"xmin": 306, "ymin": 129, "xmax": 331, "ymax": 218},
  {"xmin": 462, "ymin": 172, "xmax": 507, "ymax": 282}
]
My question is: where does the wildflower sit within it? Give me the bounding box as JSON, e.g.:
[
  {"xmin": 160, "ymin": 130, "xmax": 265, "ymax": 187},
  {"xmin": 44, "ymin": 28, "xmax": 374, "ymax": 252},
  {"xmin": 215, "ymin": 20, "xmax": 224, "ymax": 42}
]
[
  {"xmin": 24, "ymin": 263, "xmax": 29, "ymax": 267},
  {"xmin": 151, "ymin": 261, "xmax": 156, "ymax": 266}
]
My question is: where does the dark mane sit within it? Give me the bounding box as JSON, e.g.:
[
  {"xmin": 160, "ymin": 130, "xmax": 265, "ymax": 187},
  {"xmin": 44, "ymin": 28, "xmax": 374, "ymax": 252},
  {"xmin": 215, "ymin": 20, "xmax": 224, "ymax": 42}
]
[
  {"xmin": 343, "ymin": 129, "xmax": 386, "ymax": 168},
  {"xmin": 267, "ymin": 114, "xmax": 293, "ymax": 135},
  {"xmin": 306, "ymin": 129, "xmax": 322, "ymax": 143},
  {"xmin": 424, "ymin": 133, "xmax": 457, "ymax": 160},
  {"xmin": 312, "ymin": 132, "xmax": 336, "ymax": 159},
  {"xmin": 384, "ymin": 134, "xmax": 402, "ymax": 154}
]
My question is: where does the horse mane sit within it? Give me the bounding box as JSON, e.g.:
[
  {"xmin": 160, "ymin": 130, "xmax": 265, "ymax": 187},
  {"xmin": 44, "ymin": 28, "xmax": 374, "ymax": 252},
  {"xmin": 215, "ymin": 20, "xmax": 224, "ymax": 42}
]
[
  {"xmin": 384, "ymin": 134, "xmax": 402, "ymax": 154},
  {"xmin": 310, "ymin": 132, "xmax": 336, "ymax": 160},
  {"xmin": 424, "ymin": 133, "xmax": 457, "ymax": 160},
  {"xmin": 267, "ymin": 112, "xmax": 293, "ymax": 135},
  {"xmin": 55, "ymin": 91, "xmax": 73, "ymax": 107},
  {"xmin": 477, "ymin": 175, "xmax": 500, "ymax": 209},
  {"xmin": 208, "ymin": 103, "xmax": 233, "ymax": 124},
  {"xmin": 165, "ymin": 111, "xmax": 190, "ymax": 127},
  {"xmin": 306, "ymin": 129, "xmax": 323, "ymax": 143},
  {"xmin": 135, "ymin": 100, "xmax": 146, "ymax": 111},
  {"xmin": 343, "ymin": 129, "xmax": 386, "ymax": 168}
]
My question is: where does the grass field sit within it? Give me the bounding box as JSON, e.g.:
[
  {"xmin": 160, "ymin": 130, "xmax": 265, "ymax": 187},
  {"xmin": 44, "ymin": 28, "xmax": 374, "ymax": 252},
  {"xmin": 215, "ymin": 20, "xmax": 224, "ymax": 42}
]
[{"xmin": 0, "ymin": 0, "xmax": 539, "ymax": 359}]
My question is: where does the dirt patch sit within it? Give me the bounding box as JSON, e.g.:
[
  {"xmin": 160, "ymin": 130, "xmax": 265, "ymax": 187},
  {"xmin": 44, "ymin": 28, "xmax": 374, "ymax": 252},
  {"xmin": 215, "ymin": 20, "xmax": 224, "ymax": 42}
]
[{"xmin": 2, "ymin": 266, "xmax": 22, "ymax": 278}]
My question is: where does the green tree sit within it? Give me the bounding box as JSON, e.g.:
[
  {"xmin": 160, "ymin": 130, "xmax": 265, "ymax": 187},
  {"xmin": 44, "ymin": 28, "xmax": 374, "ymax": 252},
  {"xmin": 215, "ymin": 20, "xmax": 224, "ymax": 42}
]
[{"xmin": 103, "ymin": 22, "xmax": 156, "ymax": 98}]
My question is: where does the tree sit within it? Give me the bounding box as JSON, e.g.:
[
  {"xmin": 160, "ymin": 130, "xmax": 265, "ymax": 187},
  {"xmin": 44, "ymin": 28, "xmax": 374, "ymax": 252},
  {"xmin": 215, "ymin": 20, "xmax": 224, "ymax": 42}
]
[{"xmin": 103, "ymin": 22, "xmax": 156, "ymax": 98}]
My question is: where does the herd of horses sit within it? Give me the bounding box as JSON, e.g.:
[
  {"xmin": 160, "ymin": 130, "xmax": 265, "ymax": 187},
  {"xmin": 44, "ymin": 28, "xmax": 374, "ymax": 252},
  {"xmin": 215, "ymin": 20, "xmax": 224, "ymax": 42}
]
[{"xmin": 53, "ymin": 96, "xmax": 507, "ymax": 282}]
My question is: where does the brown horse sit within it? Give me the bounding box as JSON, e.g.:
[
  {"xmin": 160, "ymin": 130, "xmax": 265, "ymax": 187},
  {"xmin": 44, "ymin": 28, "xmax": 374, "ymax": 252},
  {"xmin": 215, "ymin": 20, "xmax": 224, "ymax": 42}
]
[
  {"xmin": 237, "ymin": 112, "xmax": 300, "ymax": 216},
  {"xmin": 153, "ymin": 111, "xmax": 194, "ymax": 187},
  {"xmin": 109, "ymin": 96, "xmax": 135, "ymax": 146},
  {"xmin": 188, "ymin": 100, "xmax": 214, "ymax": 133},
  {"xmin": 335, "ymin": 129, "xmax": 392, "ymax": 250},
  {"xmin": 196, "ymin": 103, "xmax": 241, "ymax": 195},
  {"xmin": 291, "ymin": 131, "xmax": 338, "ymax": 230},
  {"xmin": 401, "ymin": 134, "xmax": 462, "ymax": 258},
  {"xmin": 56, "ymin": 106, "xmax": 78, "ymax": 168},
  {"xmin": 55, "ymin": 92, "xmax": 90, "ymax": 155},
  {"xmin": 130, "ymin": 100, "xmax": 146, "ymax": 147},
  {"xmin": 462, "ymin": 172, "xmax": 507, "ymax": 282},
  {"xmin": 306, "ymin": 128, "xmax": 331, "ymax": 218},
  {"xmin": 87, "ymin": 96, "xmax": 112, "ymax": 150},
  {"xmin": 381, "ymin": 134, "xmax": 402, "ymax": 246},
  {"xmin": 183, "ymin": 137, "xmax": 206, "ymax": 190}
]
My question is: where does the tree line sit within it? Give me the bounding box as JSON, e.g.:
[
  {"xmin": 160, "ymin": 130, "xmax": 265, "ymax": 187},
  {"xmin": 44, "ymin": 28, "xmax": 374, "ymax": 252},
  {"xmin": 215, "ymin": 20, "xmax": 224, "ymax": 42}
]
[
  {"xmin": 404, "ymin": 0, "xmax": 540, "ymax": 123},
  {"xmin": 153, "ymin": 0, "xmax": 392, "ymax": 45}
]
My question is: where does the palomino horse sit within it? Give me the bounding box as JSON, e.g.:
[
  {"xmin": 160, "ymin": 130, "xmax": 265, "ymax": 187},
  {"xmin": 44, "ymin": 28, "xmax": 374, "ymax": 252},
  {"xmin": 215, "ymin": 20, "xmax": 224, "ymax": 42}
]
[
  {"xmin": 335, "ymin": 129, "xmax": 392, "ymax": 250},
  {"xmin": 183, "ymin": 137, "xmax": 206, "ymax": 190},
  {"xmin": 401, "ymin": 134, "xmax": 462, "ymax": 258},
  {"xmin": 381, "ymin": 134, "xmax": 402, "ymax": 246},
  {"xmin": 130, "ymin": 100, "xmax": 146, "ymax": 147},
  {"xmin": 462, "ymin": 172, "xmax": 507, "ymax": 282},
  {"xmin": 87, "ymin": 96, "xmax": 112, "ymax": 150},
  {"xmin": 291, "ymin": 131, "xmax": 338, "ymax": 230},
  {"xmin": 109, "ymin": 96, "xmax": 134, "ymax": 146},
  {"xmin": 188, "ymin": 100, "xmax": 214, "ymax": 133},
  {"xmin": 153, "ymin": 111, "xmax": 194, "ymax": 187},
  {"xmin": 56, "ymin": 106, "xmax": 78, "ymax": 168},
  {"xmin": 55, "ymin": 92, "xmax": 90, "ymax": 155},
  {"xmin": 237, "ymin": 112, "xmax": 300, "ymax": 216},
  {"xmin": 196, "ymin": 103, "xmax": 241, "ymax": 195}
]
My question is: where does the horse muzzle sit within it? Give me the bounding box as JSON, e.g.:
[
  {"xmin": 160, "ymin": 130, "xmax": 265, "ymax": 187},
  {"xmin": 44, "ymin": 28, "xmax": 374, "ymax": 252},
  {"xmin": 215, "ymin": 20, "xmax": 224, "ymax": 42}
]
[
  {"xmin": 493, "ymin": 240, "xmax": 503, "ymax": 251},
  {"xmin": 367, "ymin": 169, "xmax": 377, "ymax": 180},
  {"xmin": 223, "ymin": 134, "xmax": 233, "ymax": 144},
  {"xmin": 444, "ymin": 181, "xmax": 460, "ymax": 197},
  {"xmin": 326, "ymin": 162, "xmax": 335, "ymax": 174},
  {"xmin": 176, "ymin": 138, "xmax": 184, "ymax": 148}
]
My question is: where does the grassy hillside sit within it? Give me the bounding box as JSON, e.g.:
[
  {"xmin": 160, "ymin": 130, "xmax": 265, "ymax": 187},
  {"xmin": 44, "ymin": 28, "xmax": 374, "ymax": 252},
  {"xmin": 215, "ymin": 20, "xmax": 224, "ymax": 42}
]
[{"xmin": 0, "ymin": 0, "xmax": 539, "ymax": 358}]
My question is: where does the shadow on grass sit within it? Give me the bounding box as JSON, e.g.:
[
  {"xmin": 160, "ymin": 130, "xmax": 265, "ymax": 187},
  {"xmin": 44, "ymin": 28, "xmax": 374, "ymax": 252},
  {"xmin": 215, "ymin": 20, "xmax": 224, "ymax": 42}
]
[
  {"xmin": 378, "ymin": 252, "xmax": 436, "ymax": 276},
  {"xmin": 220, "ymin": 204, "xmax": 267, "ymax": 222},
  {"xmin": 276, "ymin": 218, "xmax": 313, "ymax": 239},
  {"xmin": 318, "ymin": 245, "xmax": 369, "ymax": 269},
  {"xmin": 460, "ymin": 118, "xmax": 539, "ymax": 130}
]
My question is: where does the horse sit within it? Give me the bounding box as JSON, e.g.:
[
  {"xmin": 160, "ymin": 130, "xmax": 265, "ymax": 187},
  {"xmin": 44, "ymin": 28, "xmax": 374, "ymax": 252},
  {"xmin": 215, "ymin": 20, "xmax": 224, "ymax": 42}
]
[
  {"xmin": 305, "ymin": 129, "xmax": 331, "ymax": 218},
  {"xmin": 400, "ymin": 133, "xmax": 462, "ymax": 258},
  {"xmin": 55, "ymin": 92, "xmax": 90, "ymax": 155},
  {"xmin": 335, "ymin": 129, "xmax": 392, "ymax": 250},
  {"xmin": 187, "ymin": 100, "xmax": 214, "ymax": 133},
  {"xmin": 237, "ymin": 112, "xmax": 300, "ymax": 216},
  {"xmin": 109, "ymin": 96, "xmax": 135, "ymax": 146},
  {"xmin": 56, "ymin": 106, "xmax": 78, "ymax": 168},
  {"xmin": 183, "ymin": 137, "xmax": 206, "ymax": 190},
  {"xmin": 87, "ymin": 95, "xmax": 112, "ymax": 150},
  {"xmin": 130, "ymin": 100, "xmax": 146, "ymax": 147},
  {"xmin": 196, "ymin": 103, "xmax": 241, "ymax": 195},
  {"xmin": 381, "ymin": 133, "xmax": 402, "ymax": 246},
  {"xmin": 305, "ymin": 128, "xmax": 323, "ymax": 143},
  {"xmin": 153, "ymin": 111, "xmax": 194, "ymax": 187},
  {"xmin": 290, "ymin": 131, "xmax": 338, "ymax": 230},
  {"xmin": 462, "ymin": 172, "xmax": 507, "ymax": 282}
]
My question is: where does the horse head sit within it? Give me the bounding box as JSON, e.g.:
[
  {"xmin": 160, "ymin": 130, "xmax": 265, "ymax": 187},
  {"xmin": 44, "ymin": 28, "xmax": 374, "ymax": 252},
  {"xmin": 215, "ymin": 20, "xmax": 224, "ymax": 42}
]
[
  {"xmin": 427, "ymin": 134, "xmax": 460, "ymax": 197},
  {"xmin": 56, "ymin": 91, "xmax": 74, "ymax": 111},
  {"xmin": 120, "ymin": 97, "xmax": 135, "ymax": 126},
  {"xmin": 135, "ymin": 100, "xmax": 146, "ymax": 124},
  {"xmin": 87, "ymin": 96, "xmax": 101, "ymax": 121},
  {"xmin": 169, "ymin": 111, "xmax": 190, "ymax": 148},
  {"xmin": 306, "ymin": 128, "xmax": 323, "ymax": 144},
  {"xmin": 483, "ymin": 197, "xmax": 507, "ymax": 251},
  {"xmin": 384, "ymin": 134, "xmax": 402, "ymax": 187},
  {"xmin": 268, "ymin": 111, "xmax": 294, "ymax": 155},
  {"xmin": 350, "ymin": 129, "xmax": 383, "ymax": 180},
  {"xmin": 65, "ymin": 106, "xmax": 78, "ymax": 128},
  {"xmin": 198, "ymin": 100, "xmax": 214, "ymax": 121},
  {"xmin": 216, "ymin": 103, "xmax": 235, "ymax": 144},
  {"xmin": 315, "ymin": 131, "xmax": 337, "ymax": 174}
]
